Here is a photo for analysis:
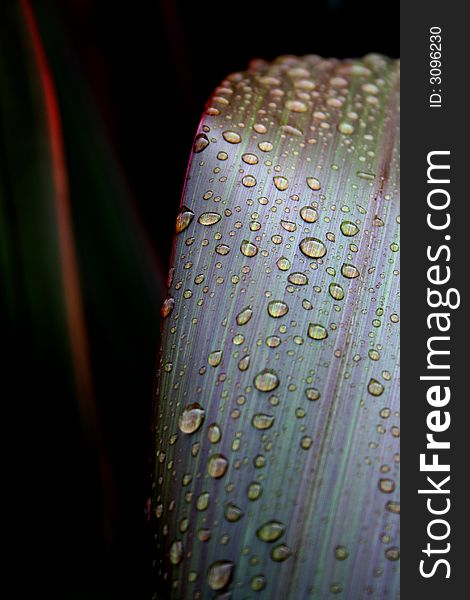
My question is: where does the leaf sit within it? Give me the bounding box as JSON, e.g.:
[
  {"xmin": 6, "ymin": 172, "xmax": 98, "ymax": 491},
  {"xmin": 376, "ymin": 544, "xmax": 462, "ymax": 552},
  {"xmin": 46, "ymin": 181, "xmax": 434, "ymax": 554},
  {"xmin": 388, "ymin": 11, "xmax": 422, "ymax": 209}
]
[{"xmin": 152, "ymin": 54, "xmax": 400, "ymax": 598}]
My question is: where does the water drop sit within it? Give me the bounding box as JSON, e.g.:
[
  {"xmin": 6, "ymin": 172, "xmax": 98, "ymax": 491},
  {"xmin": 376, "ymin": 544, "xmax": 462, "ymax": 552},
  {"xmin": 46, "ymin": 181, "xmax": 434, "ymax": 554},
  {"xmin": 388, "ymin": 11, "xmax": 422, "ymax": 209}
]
[
  {"xmin": 240, "ymin": 239, "xmax": 258, "ymax": 257},
  {"xmin": 236, "ymin": 306, "xmax": 253, "ymax": 325},
  {"xmin": 223, "ymin": 130, "xmax": 241, "ymax": 144},
  {"xmin": 306, "ymin": 177, "xmax": 321, "ymax": 191},
  {"xmin": 379, "ymin": 478, "xmax": 395, "ymax": 493},
  {"xmin": 176, "ymin": 206, "xmax": 194, "ymax": 234},
  {"xmin": 207, "ymin": 454, "xmax": 229, "ymax": 479},
  {"xmin": 161, "ymin": 297, "xmax": 175, "ymax": 318},
  {"xmin": 169, "ymin": 540, "xmax": 183, "ymax": 565},
  {"xmin": 341, "ymin": 263, "xmax": 360, "ymax": 278},
  {"xmin": 178, "ymin": 403, "xmax": 205, "ymax": 434},
  {"xmin": 288, "ymin": 272, "xmax": 308, "ymax": 285},
  {"xmin": 329, "ymin": 283, "xmax": 345, "ymax": 301},
  {"xmin": 257, "ymin": 521, "xmax": 285, "ymax": 543},
  {"xmin": 340, "ymin": 220, "xmax": 359, "ymax": 236},
  {"xmin": 267, "ymin": 300, "xmax": 289, "ymax": 318},
  {"xmin": 198, "ymin": 212, "xmax": 221, "ymax": 226},
  {"xmin": 216, "ymin": 243, "xmax": 231, "ymax": 255},
  {"xmin": 273, "ymin": 176, "xmax": 289, "ymax": 191},
  {"xmin": 207, "ymin": 560, "xmax": 234, "ymax": 591},
  {"xmin": 368, "ymin": 378, "xmax": 384, "ymax": 396},
  {"xmin": 271, "ymin": 544, "xmax": 292, "ymax": 562},
  {"xmin": 276, "ymin": 257, "xmax": 291, "ymax": 271},
  {"xmin": 252, "ymin": 413, "xmax": 275, "ymax": 430},
  {"xmin": 335, "ymin": 545, "xmax": 349, "ymax": 560},
  {"xmin": 300, "ymin": 206, "xmax": 318, "ymax": 223},
  {"xmin": 254, "ymin": 369, "xmax": 280, "ymax": 392},
  {"xmin": 193, "ymin": 133, "xmax": 210, "ymax": 153},
  {"xmin": 299, "ymin": 237, "xmax": 327, "ymax": 258},
  {"xmin": 242, "ymin": 153, "xmax": 259, "ymax": 165},
  {"xmin": 208, "ymin": 350, "xmax": 223, "ymax": 367},
  {"xmin": 307, "ymin": 323, "xmax": 328, "ymax": 340},
  {"xmin": 225, "ymin": 502, "xmax": 244, "ymax": 522}
]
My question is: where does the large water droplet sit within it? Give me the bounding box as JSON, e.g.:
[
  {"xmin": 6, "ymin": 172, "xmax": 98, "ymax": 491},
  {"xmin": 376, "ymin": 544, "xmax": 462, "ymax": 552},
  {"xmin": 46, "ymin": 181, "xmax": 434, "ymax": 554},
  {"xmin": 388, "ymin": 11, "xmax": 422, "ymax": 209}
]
[
  {"xmin": 306, "ymin": 177, "xmax": 321, "ymax": 190},
  {"xmin": 240, "ymin": 239, "xmax": 259, "ymax": 257},
  {"xmin": 307, "ymin": 323, "xmax": 328, "ymax": 340},
  {"xmin": 341, "ymin": 263, "xmax": 360, "ymax": 279},
  {"xmin": 300, "ymin": 206, "xmax": 319, "ymax": 223},
  {"xmin": 207, "ymin": 560, "xmax": 234, "ymax": 590},
  {"xmin": 271, "ymin": 544, "xmax": 292, "ymax": 562},
  {"xmin": 300, "ymin": 237, "xmax": 327, "ymax": 258},
  {"xmin": 225, "ymin": 502, "xmax": 244, "ymax": 522},
  {"xmin": 236, "ymin": 306, "xmax": 253, "ymax": 325},
  {"xmin": 288, "ymin": 272, "xmax": 308, "ymax": 286},
  {"xmin": 198, "ymin": 212, "xmax": 221, "ymax": 226},
  {"xmin": 178, "ymin": 403, "xmax": 205, "ymax": 434},
  {"xmin": 222, "ymin": 130, "xmax": 241, "ymax": 144},
  {"xmin": 176, "ymin": 206, "xmax": 194, "ymax": 234},
  {"xmin": 340, "ymin": 220, "xmax": 359, "ymax": 236},
  {"xmin": 257, "ymin": 521, "xmax": 285, "ymax": 543},
  {"xmin": 169, "ymin": 540, "xmax": 183, "ymax": 565},
  {"xmin": 252, "ymin": 413, "xmax": 275, "ymax": 430},
  {"xmin": 254, "ymin": 369, "xmax": 280, "ymax": 392},
  {"xmin": 193, "ymin": 133, "xmax": 210, "ymax": 153},
  {"xmin": 208, "ymin": 350, "xmax": 223, "ymax": 367},
  {"xmin": 161, "ymin": 296, "xmax": 175, "ymax": 318},
  {"xmin": 273, "ymin": 176, "xmax": 289, "ymax": 191},
  {"xmin": 267, "ymin": 300, "xmax": 289, "ymax": 318},
  {"xmin": 207, "ymin": 454, "xmax": 229, "ymax": 478},
  {"xmin": 329, "ymin": 283, "xmax": 345, "ymax": 301},
  {"xmin": 368, "ymin": 378, "xmax": 384, "ymax": 396}
]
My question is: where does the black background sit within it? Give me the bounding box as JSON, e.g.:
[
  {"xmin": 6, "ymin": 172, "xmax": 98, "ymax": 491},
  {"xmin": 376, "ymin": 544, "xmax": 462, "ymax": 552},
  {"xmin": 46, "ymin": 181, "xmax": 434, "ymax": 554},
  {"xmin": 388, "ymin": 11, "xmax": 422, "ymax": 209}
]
[{"xmin": 10, "ymin": 1, "xmax": 399, "ymax": 597}]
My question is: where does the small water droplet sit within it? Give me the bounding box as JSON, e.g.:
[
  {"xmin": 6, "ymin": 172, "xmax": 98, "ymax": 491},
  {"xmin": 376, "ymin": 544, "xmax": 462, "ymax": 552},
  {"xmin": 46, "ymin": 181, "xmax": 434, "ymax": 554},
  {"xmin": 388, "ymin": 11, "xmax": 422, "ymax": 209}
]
[
  {"xmin": 242, "ymin": 153, "xmax": 259, "ymax": 165},
  {"xmin": 305, "ymin": 388, "xmax": 320, "ymax": 401},
  {"xmin": 276, "ymin": 257, "xmax": 291, "ymax": 271},
  {"xmin": 225, "ymin": 502, "xmax": 244, "ymax": 522},
  {"xmin": 207, "ymin": 423, "xmax": 222, "ymax": 443},
  {"xmin": 286, "ymin": 99, "xmax": 308, "ymax": 112},
  {"xmin": 216, "ymin": 243, "xmax": 231, "ymax": 255},
  {"xmin": 379, "ymin": 478, "xmax": 395, "ymax": 493},
  {"xmin": 242, "ymin": 175, "xmax": 257, "ymax": 187},
  {"xmin": 335, "ymin": 545, "xmax": 349, "ymax": 560}
]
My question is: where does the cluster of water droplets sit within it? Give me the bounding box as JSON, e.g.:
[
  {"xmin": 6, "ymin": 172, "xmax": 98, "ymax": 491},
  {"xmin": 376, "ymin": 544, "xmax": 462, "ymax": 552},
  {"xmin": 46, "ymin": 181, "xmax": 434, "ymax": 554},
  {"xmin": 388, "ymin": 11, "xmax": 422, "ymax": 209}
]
[{"xmin": 152, "ymin": 52, "xmax": 400, "ymax": 599}]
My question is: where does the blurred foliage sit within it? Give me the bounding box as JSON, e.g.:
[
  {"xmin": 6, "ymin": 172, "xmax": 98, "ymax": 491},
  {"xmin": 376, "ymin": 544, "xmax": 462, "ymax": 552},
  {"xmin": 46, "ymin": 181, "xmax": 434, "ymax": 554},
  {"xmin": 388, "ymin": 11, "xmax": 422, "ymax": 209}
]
[{"xmin": 1, "ymin": 1, "xmax": 163, "ymax": 594}]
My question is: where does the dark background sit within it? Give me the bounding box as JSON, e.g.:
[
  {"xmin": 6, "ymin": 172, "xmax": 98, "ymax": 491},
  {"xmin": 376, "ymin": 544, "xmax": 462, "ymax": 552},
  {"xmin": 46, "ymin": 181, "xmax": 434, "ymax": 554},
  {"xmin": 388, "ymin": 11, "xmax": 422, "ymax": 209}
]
[{"xmin": 10, "ymin": 1, "xmax": 399, "ymax": 598}]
